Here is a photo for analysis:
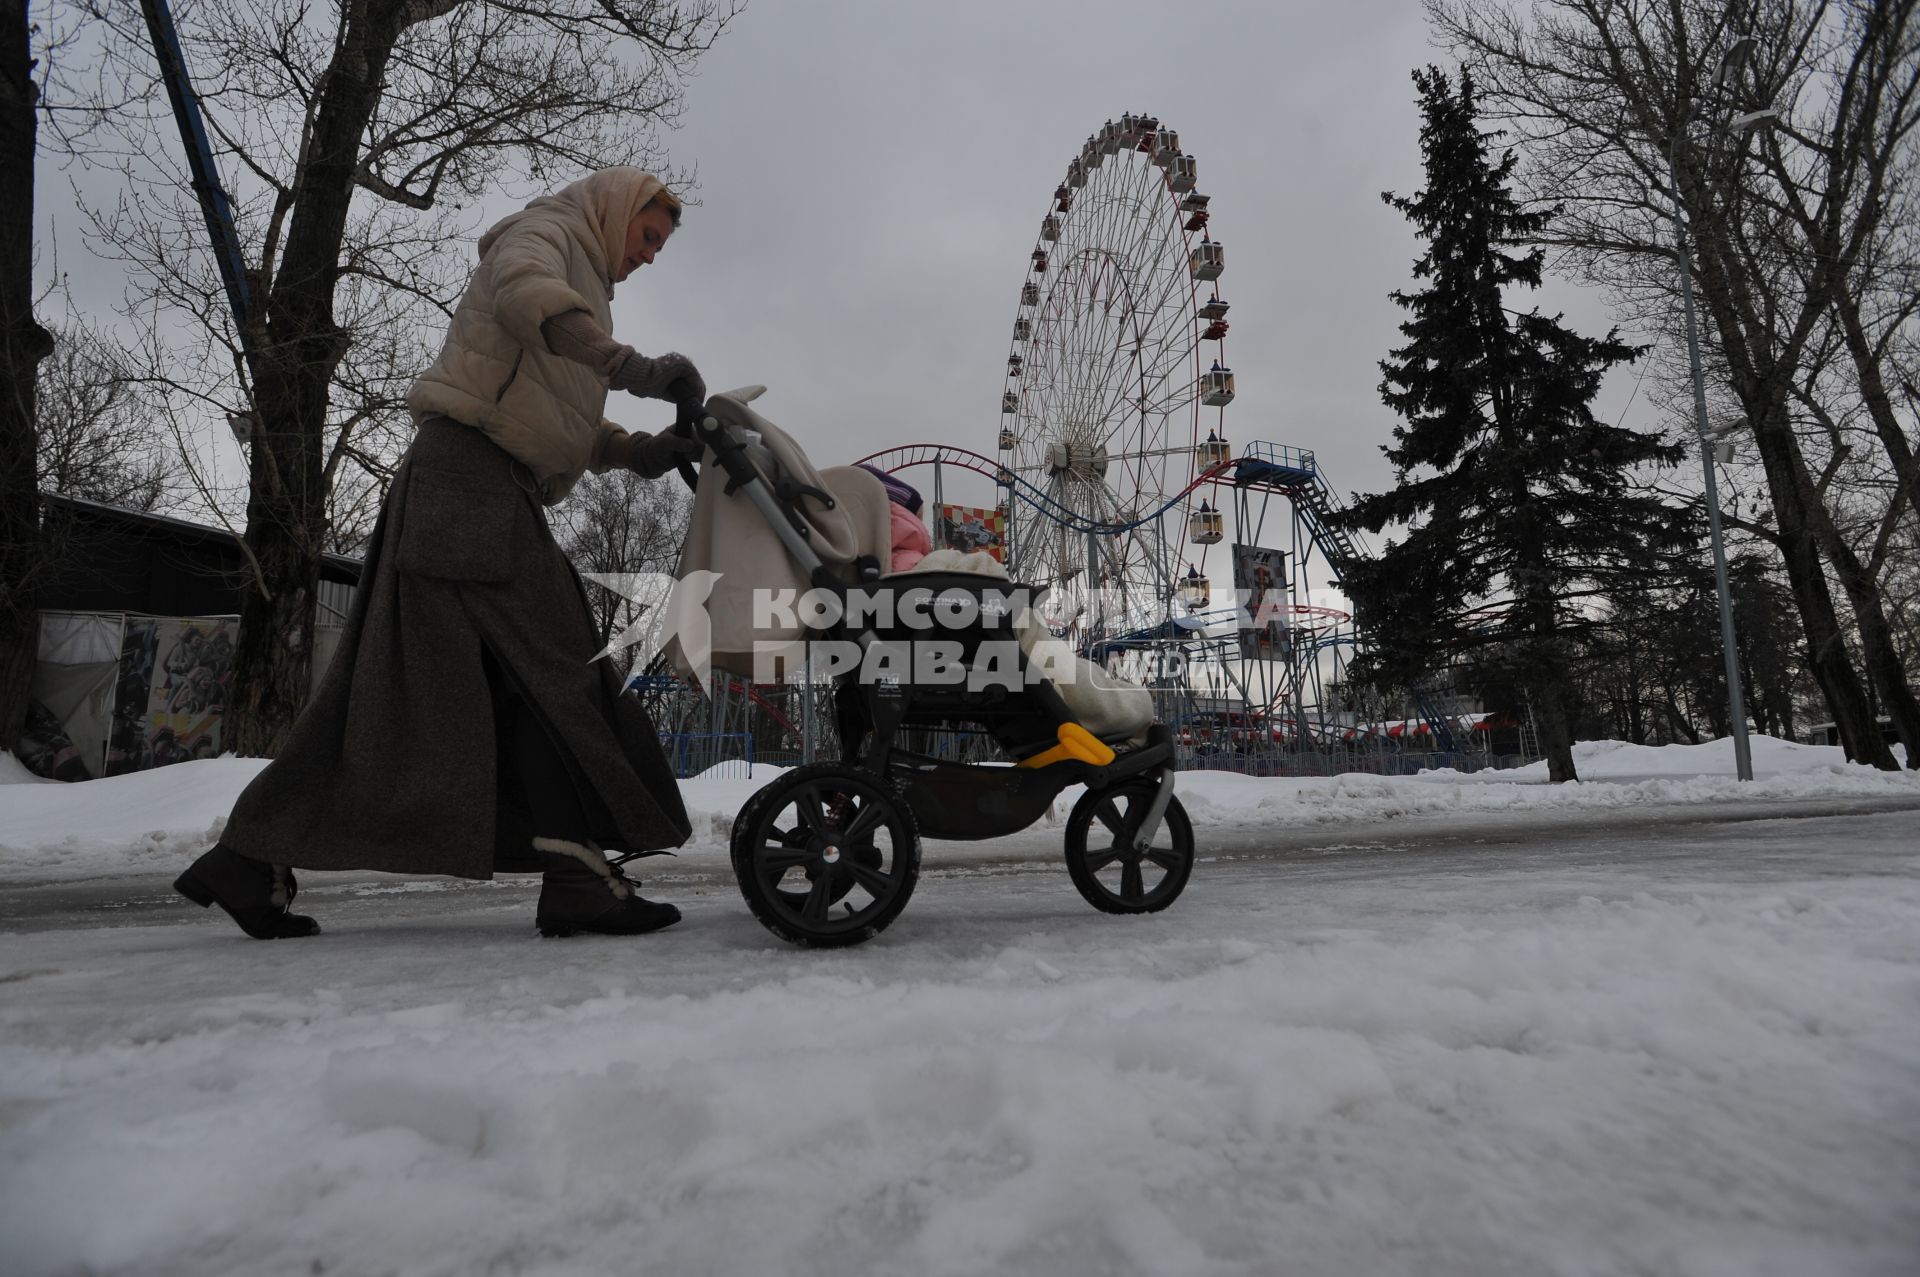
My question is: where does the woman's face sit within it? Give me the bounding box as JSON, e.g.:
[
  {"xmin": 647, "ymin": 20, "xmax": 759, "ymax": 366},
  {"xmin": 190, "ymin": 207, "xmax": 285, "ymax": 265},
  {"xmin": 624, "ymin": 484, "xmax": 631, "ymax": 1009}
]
[{"xmin": 616, "ymin": 205, "xmax": 676, "ymax": 282}]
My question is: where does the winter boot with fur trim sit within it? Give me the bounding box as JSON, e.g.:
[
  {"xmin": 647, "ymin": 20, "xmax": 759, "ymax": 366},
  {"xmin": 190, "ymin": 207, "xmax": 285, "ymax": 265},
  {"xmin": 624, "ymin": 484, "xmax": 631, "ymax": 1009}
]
[
  {"xmin": 534, "ymin": 838, "xmax": 681, "ymax": 937},
  {"xmin": 174, "ymin": 843, "xmax": 321, "ymax": 940}
]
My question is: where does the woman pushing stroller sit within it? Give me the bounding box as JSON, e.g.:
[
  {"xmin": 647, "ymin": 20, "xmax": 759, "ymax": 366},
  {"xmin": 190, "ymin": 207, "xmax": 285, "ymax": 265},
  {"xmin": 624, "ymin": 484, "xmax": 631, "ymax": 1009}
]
[{"xmin": 174, "ymin": 168, "xmax": 704, "ymax": 941}]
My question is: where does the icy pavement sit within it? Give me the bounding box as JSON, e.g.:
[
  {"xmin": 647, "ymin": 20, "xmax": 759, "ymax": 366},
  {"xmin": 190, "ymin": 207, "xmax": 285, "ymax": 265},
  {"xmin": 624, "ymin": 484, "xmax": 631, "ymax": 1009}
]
[{"xmin": 2, "ymin": 806, "xmax": 1917, "ymax": 1277}]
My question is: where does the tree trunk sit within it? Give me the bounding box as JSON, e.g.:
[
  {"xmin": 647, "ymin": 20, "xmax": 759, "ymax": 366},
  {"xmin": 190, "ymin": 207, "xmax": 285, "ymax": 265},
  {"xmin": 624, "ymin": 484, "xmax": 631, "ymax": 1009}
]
[
  {"xmin": 1682, "ymin": 201, "xmax": 1898, "ymax": 769},
  {"xmin": 227, "ymin": 0, "xmax": 412, "ymax": 755},
  {"xmin": 1531, "ymin": 671, "xmax": 1578, "ymax": 781},
  {"xmin": 1765, "ymin": 485, "xmax": 1896, "ymax": 767},
  {"xmin": 1831, "ymin": 286, "xmax": 1920, "ymax": 535},
  {"xmin": 1519, "ymin": 588, "xmax": 1578, "ymax": 781},
  {"xmin": 1622, "ymin": 626, "xmax": 1645, "ymax": 742},
  {"xmin": 1736, "ymin": 380, "xmax": 1902, "ymax": 768},
  {"xmin": 1803, "ymin": 492, "xmax": 1920, "ymax": 767},
  {"xmin": 0, "ymin": 0, "xmax": 53, "ymax": 753}
]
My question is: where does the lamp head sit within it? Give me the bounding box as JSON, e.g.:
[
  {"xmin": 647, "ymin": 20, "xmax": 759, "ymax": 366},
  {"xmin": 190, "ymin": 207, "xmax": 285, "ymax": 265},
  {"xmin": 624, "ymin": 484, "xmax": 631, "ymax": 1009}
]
[{"xmin": 1715, "ymin": 37, "xmax": 1757, "ymax": 87}]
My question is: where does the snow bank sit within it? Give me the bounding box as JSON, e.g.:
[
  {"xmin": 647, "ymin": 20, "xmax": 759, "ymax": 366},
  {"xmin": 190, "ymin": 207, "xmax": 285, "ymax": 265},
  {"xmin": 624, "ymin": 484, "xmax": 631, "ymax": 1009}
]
[
  {"xmin": 0, "ymin": 750, "xmax": 55, "ymax": 785},
  {"xmin": 1157, "ymin": 761, "xmax": 1920, "ymax": 839},
  {"xmin": 1488, "ymin": 734, "xmax": 1888, "ymax": 781},
  {"xmin": 3, "ymin": 741, "xmax": 1915, "ymax": 885},
  {"xmin": 0, "ymin": 757, "xmax": 270, "ymax": 880},
  {"xmin": 0, "ymin": 757, "xmax": 787, "ymax": 883}
]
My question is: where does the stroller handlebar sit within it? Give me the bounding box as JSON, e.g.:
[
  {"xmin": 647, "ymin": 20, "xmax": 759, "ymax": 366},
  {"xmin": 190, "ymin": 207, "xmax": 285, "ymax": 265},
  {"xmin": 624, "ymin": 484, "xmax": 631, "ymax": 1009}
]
[
  {"xmin": 674, "ymin": 404, "xmax": 834, "ymax": 512},
  {"xmin": 670, "ymin": 405, "xmax": 774, "ymax": 502},
  {"xmin": 669, "ymin": 405, "xmax": 705, "ymax": 491},
  {"xmin": 671, "ymin": 402, "xmax": 841, "ymax": 580}
]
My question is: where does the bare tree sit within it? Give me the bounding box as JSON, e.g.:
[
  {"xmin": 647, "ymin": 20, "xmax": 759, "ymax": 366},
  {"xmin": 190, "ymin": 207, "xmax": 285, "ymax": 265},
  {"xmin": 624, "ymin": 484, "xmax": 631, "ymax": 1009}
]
[
  {"xmin": 558, "ymin": 467, "xmax": 691, "ymax": 671},
  {"xmin": 13, "ymin": 311, "xmax": 192, "ymax": 641},
  {"xmin": 35, "ymin": 315, "xmax": 182, "ymax": 509},
  {"xmin": 1428, "ymin": 0, "xmax": 1917, "ymax": 768},
  {"xmin": 0, "ymin": 0, "xmax": 57, "ymax": 753},
  {"xmin": 49, "ymin": 0, "xmax": 742, "ymax": 754}
]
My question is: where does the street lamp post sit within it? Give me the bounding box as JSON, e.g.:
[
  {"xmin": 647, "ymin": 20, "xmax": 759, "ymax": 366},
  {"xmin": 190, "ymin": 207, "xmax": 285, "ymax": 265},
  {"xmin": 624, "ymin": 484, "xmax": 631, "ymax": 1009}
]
[{"xmin": 1665, "ymin": 40, "xmax": 1766, "ymax": 782}]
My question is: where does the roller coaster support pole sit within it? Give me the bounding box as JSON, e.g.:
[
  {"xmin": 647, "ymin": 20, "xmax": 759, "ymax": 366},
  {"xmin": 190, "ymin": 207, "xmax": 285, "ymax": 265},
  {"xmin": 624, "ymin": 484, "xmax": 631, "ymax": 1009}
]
[
  {"xmin": 931, "ymin": 458, "xmax": 944, "ymax": 546},
  {"xmin": 1086, "ymin": 526, "xmax": 1101, "ymax": 634},
  {"xmin": 1002, "ymin": 470, "xmax": 1018, "ymax": 578}
]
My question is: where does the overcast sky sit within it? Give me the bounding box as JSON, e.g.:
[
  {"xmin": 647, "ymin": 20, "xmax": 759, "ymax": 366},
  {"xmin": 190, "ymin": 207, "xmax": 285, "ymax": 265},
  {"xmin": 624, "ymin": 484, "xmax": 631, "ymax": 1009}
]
[
  {"xmin": 634, "ymin": 0, "xmax": 1453, "ymax": 498},
  {"xmin": 37, "ymin": 0, "xmax": 1663, "ymax": 589},
  {"xmin": 621, "ymin": 1, "xmax": 1655, "ymax": 515}
]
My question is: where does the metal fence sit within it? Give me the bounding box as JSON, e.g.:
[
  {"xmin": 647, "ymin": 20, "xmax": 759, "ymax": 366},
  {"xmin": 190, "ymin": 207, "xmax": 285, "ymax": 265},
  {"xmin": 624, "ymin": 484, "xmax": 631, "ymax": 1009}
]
[
  {"xmin": 637, "ymin": 677, "xmax": 1544, "ymax": 780},
  {"xmin": 1172, "ymin": 747, "xmax": 1540, "ymax": 777},
  {"xmin": 657, "ymin": 731, "xmax": 756, "ymax": 779}
]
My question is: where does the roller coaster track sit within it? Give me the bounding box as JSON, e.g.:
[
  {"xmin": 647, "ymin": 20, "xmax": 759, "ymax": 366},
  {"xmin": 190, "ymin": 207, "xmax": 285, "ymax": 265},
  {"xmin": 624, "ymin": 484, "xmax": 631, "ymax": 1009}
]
[
  {"xmin": 854, "ymin": 441, "xmax": 1368, "ymax": 580},
  {"xmin": 854, "ymin": 443, "xmax": 1226, "ymax": 537}
]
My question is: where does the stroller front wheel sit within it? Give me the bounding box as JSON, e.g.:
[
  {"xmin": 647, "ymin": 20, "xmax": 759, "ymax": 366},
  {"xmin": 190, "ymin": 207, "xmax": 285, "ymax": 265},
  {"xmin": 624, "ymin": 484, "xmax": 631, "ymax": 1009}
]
[
  {"xmin": 731, "ymin": 763, "xmax": 921, "ymax": 947},
  {"xmin": 1063, "ymin": 781, "xmax": 1194, "ymax": 914}
]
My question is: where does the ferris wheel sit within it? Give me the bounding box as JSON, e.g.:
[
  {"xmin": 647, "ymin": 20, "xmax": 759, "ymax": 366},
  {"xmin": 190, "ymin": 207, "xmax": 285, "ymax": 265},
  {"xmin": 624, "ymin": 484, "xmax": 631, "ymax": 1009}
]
[{"xmin": 998, "ymin": 113, "xmax": 1235, "ymax": 639}]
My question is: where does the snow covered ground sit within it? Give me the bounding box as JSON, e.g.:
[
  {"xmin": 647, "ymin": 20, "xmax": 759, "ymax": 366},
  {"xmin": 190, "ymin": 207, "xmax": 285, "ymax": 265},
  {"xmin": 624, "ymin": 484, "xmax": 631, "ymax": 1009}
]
[
  {"xmin": 2, "ymin": 743, "xmax": 1918, "ymax": 1276},
  {"xmin": 2, "ymin": 733, "xmax": 1913, "ymax": 885}
]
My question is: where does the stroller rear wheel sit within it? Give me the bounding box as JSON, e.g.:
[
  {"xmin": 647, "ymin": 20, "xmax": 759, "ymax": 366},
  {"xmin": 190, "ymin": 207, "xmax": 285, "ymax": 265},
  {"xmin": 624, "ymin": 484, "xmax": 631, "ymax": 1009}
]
[
  {"xmin": 1063, "ymin": 780, "xmax": 1193, "ymax": 914},
  {"xmin": 731, "ymin": 763, "xmax": 920, "ymax": 947}
]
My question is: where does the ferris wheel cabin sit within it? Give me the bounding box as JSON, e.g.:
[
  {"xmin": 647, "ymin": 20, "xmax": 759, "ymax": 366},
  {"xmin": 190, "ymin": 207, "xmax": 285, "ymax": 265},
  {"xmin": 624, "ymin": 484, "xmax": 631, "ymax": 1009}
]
[
  {"xmin": 1178, "ymin": 566, "xmax": 1211, "ymax": 610},
  {"xmin": 1191, "ymin": 237, "xmax": 1225, "ymax": 281},
  {"xmin": 1189, "ymin": 503, "xmax": 1224, "ymax": 545},
  {"xmin": 1167, "ymin": 154, "xmax": 1198, "ymax": 193},
  {"xmin": 1200, "ymin": 364, "xmax": 1236, "ymax": 406},
  {"xmin": 1196, "ymin": 432, "xmax": 1233, "ymax": 469}
]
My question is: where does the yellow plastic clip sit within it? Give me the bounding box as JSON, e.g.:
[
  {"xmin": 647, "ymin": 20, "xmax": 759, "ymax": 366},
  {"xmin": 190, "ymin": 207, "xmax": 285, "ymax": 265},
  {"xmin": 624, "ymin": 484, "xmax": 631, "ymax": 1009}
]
[{"xmin": 1017, "ymin": 722, "xmax": 1117, "ymax": 769}]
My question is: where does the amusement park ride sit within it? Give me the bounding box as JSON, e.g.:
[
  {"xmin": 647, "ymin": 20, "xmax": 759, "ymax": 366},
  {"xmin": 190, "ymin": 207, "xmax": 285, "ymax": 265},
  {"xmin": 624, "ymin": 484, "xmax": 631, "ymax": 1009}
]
[
  {"xmin": 857, "ymin": 114, "xmax": 1379, "ymax": 757},
  {"xmin": 651, "ymin": 113, "xmax": 1508, "ymax": 770}
]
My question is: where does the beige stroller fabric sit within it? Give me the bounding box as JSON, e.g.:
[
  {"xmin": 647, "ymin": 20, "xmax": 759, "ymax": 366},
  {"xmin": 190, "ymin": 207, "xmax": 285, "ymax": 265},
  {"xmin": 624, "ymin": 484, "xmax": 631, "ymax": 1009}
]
[{"xmin": 667, "ymin": 388, "xmax": 892, "ymax": 677}]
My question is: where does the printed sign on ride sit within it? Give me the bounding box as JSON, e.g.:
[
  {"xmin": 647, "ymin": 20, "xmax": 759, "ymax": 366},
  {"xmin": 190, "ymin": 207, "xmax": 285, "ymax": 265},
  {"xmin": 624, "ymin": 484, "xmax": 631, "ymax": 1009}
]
[
  {"xmin": 1231, "ymin": 544, "xmax": 1288, "ymax": 659},
  {"xmin": 935, "ymin": 504, "xmax": 1006, "ymax": 563}
]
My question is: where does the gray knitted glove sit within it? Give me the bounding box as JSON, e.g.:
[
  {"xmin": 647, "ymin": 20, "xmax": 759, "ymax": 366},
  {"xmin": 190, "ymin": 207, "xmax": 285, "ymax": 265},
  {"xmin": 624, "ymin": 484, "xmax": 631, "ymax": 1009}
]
[
  {"xmin": 610, "ymin": 350, "xmax": 707, "ymax": 412},
  {"xmin": 628, "ymin": 429, "xmax": 703, "ymax": 480}
]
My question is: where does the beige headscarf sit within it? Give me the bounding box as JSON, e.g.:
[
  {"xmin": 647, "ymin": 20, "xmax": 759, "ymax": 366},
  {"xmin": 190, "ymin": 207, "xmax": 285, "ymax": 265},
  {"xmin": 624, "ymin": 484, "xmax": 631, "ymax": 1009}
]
[{"xmin": 477, "ymin": 167, "xmax": 681, "ymax": 282}]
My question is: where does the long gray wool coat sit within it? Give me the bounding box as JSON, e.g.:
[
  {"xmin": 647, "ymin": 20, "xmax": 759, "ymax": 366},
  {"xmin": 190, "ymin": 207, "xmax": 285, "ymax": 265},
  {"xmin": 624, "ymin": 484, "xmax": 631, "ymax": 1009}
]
[{"xmin": 221, "ymin": 419, "xmax": 692, "ymax": 878}]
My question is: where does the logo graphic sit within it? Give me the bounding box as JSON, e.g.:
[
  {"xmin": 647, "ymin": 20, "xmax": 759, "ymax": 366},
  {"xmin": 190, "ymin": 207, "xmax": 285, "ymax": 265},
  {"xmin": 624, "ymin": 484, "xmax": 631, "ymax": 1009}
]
[
  {"xmin": 581, "ymin": 569, "xmax": 1312, "ymax": 696},
  {"xmin": 582, "ymin": 570, "xmax": 723, "ymax": 684}
]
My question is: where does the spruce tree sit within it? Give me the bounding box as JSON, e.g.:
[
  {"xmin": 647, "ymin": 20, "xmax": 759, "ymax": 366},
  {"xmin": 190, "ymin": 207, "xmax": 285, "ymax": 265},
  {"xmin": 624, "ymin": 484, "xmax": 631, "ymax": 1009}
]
[{"xmin": 1337, "ymin": 67, "xmax": 1689, "ymax": 782}]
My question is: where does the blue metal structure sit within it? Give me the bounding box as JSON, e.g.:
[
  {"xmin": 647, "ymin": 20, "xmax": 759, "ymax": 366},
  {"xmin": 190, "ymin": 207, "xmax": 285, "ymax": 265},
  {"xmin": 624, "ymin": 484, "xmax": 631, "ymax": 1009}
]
[{"xmin": 138, "ymin": 0, "xmax": 257, "ymax": 375}]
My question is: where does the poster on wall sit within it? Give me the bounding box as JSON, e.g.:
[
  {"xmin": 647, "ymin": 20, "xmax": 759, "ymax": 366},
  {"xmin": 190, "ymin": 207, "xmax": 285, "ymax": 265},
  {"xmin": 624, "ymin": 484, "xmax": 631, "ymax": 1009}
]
[
  {"xmin": 935, "ymin": 503, "xmax": 1007, "ymax": 563},
  {"xmin": 1231, "ymin": 544, "xmax": 1288, "ymax": 660},
  {"xmin": 107, "ymin": 616, "xmax": 239, "ymax": 774}
]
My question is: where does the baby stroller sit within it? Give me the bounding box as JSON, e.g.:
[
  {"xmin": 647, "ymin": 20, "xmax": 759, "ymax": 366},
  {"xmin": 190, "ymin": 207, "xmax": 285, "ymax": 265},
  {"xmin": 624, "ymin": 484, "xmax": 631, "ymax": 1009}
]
[{"xmin": 669, "ymin": 391, "xmax": 1194, "ymax": 948}]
